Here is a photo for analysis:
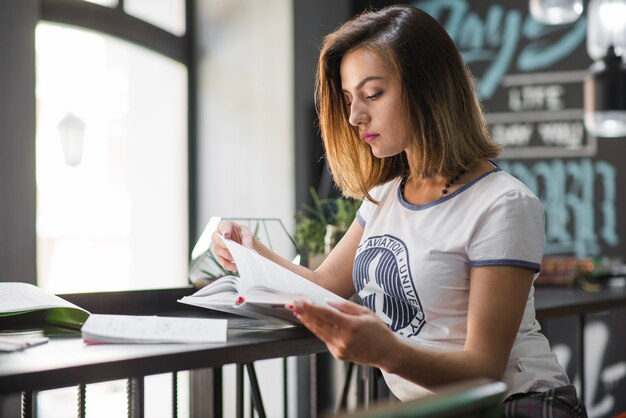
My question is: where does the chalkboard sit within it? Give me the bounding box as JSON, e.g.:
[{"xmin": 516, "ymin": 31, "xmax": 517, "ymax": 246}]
[{"xmin": 357, "ymin": 0, "xmax": 625, "ymax": 260}]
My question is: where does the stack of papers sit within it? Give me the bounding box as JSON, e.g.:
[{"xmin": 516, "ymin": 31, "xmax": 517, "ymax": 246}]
[
  {"xmin": 0, "ymin": 335, "xmax": 49, "ymax": 352},
  {"xmin": 81, "ymin": 314, "xmax": 228, "ymax": 344}
]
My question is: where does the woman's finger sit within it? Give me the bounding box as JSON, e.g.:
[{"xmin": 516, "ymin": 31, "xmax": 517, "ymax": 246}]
[
  {"xmin": 216, "ymin": 221, "xmax": 255, "ymax": 249},
  {"xmin": 241, "ymin": 230, "xmax": 254, "ymax": 249},
  {"xmin": 217, "ymin": 221, "xmax": 236, "ymax": 239},
  {"xmin": 326, "ymin": 300, "xmax": 370, "ymax": 316},
  {"xmin": 295, "ymin": 300, "xmax": 355, "ymax": 330},
  {"xmin": 293, "ymin": 301, "xmax": 358, "ymax": 340},
  {"xmin": 297, "ymin": 309, "xmax": 342, "ymax": 342},
  {"xmin": 216, "ymin": 255, "xmax": 237, "ymax": 271},
  {"xmin": 211, "ymin": 232, "xmax": 232, "ymax": 257},
  {"xmin": 210, "ymin": 230, "xmax": 237, "ymax": 270}
]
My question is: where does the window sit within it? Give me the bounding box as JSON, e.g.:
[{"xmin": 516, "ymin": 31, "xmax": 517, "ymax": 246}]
[
  {"xmin": 35, "ymin": 22, "xmax": 189, "ymax": 293},
  {"xmin": 32, "ymin": 2, "xmax": 193, "ymax": 415},
  {"xmin": 83, "ymin": 0, "xmax": 118, "ymax": 7}
]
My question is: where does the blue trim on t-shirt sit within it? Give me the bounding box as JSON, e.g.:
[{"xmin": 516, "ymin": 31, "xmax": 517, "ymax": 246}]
[
  {"xmin": 469, "ymin": 259, "xmax": 541, "ymax": 273},
  {"xmin": 397, "ymin": 164, "xmax": 502, "ymax": 211},
  {"xmin": 356, "ymin": 211, "xmax": 366, "ymax": 227}
]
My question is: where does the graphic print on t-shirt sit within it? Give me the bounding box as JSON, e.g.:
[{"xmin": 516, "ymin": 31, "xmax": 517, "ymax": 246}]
[{"xmin": 353, "ymin": 234, "xmax": 425, "ymax": 337}]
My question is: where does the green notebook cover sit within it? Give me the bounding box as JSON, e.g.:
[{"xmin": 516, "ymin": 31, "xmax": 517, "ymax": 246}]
[{"xmin": 0, "ymin": 282, "xmax": 90, "ymax": 330}]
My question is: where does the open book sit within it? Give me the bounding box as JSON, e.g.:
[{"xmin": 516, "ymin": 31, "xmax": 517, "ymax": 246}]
[
  {"xmin": 0, "ymin": 282, "xmax": 90, "ymax": 330},
  {"xmin": 178, "ymin": 239, "xmax": 345, "ymax": 324}
]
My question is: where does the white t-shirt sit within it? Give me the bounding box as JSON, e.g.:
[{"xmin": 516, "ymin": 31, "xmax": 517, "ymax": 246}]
[{"xmin": 354, "ymin": 165, "xmax": 569, "ymax": 400}]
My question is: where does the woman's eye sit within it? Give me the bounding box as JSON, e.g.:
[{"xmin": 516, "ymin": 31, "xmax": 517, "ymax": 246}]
[{"xmin": 366, "ymin": 91, "xmax": 382, "ymax": 100}]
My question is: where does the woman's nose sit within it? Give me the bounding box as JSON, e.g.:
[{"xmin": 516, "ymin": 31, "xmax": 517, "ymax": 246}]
[{"xmin": 348, "ymin": 100, "xmax": 369, "ymax": 127}]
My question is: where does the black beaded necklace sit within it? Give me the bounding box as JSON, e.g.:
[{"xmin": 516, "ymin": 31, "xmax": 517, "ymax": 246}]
[
  {"xmin": 401, "ymin": 169, "xmax": 466, "ymax": 202},
  {"xmin": 440, "ymin": 169, "xmax": 465, "ymax": 198}
]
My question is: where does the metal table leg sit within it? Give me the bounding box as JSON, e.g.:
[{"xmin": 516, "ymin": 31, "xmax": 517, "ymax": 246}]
[
  {"xmin": 337, "ymin": 362, "xmax": 354, "ymax": 412},
  {"xmin": 283, "ymin": 358, "xmax": 288, "ymax": 418},
  {"xmin": 78, "ymin": 384, "xmax": 86, "ymax": 418},
  {"xmin": 127, "ymin": 377, "xmax": 144, "ymax": 418},
  {"xmin": 236, "ymin": 364, "xmax": 244, "ymax": 418},
  {"xmin": 578, "ymin": 314, "xmax": 586, "ymax": 403},
  {"xmin": 172, "ymin": 372, "xmax": 178, "ymax": 418},
  {"xmin": 246, "ymin": 363, "xmax": 266, "ymax": 418},
  {"xmin": 21, "ymin": 391, "xmax": 33, "ymax": 418}
]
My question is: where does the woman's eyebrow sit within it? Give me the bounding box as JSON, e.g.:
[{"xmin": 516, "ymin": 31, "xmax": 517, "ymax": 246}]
[{"xmin": 342, "ymin": 76, "xmax": 385, "ymax": 93}]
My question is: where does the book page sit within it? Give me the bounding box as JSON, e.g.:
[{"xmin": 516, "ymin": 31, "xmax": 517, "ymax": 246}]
[
  {"xmin": 188, "ymin": 276, "xmax": 241, "ymax": 297},
  {"xmin": 81, "ymin": 314, "xmax": 227, "ymax": 344},
  {"xmin": 178, "ymin": 275, "xmax": 241, "ymax": 309},
  {"xmin": 180, "ymin": 290, "xmax": 238, "ymax": 307},
  {"xmin": 223, "ymin": 239, "xmax": 344, "ymax": 305}
]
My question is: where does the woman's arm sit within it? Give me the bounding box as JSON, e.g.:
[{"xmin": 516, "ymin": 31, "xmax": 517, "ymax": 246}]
[
  {"xmin": 211, "ymin": 219, "xmax": 363, "ymax": 298},
  {"xmin": 292, "ymin": 264, "xmax": 534, "ymax": 388}
]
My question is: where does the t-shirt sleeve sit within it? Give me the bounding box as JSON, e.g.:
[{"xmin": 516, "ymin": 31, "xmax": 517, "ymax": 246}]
[
  {"xmin": 356, "ymin": 198, "xmax": 374, "ymax": 227},
  {"xmin": 468, "ymin": 189, "xmax": 545, "ymax": 273},
  {"xmin": 355, "ymin": 182, "xmax": 391, "ymax": 227}
]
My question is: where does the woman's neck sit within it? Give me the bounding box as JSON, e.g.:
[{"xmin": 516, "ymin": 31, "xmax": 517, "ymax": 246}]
[
  {"xmin": 401, "ymin": 160, "xmax": 494, "ymax": 205},
  {"xmin": 402, "ymin": 174, "xmax": 451, "ymax": 206}
]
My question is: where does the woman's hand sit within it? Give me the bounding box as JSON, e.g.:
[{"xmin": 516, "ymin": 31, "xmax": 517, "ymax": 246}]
[
  {"xmin": 290, "ymin": 299, "xmax": 400, "ymax": 372},
  {"xmin": 210, "ymin": 221, "xmax": 255, "ymax": 271}
]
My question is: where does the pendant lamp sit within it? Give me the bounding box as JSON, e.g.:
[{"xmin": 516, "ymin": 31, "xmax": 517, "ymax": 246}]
[{"xmin": 584, "ymin": 0, "xmax": 626, "ymax": 138}]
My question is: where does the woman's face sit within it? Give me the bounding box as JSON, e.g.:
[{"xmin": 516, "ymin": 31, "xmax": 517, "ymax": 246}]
[{"xmin": 340, "ymin": 47, "xmax": 408, "ymax": 158}]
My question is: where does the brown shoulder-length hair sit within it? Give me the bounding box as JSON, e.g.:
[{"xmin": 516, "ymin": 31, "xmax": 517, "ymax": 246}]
[{"xmin": 316, "ymin": 5, "xmax": 501, "ymax": 202}]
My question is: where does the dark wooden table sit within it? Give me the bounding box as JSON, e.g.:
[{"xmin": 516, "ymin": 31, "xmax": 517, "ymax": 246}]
[
  {"xmin": 2, "ymin": 286, "xmax": 625, "ymax": 416},
  {"xmin": 534, "ymin": 286, "xmax": 626, "ymax": 403},
  {"xmin": 0, "ymin": 287, "xmax": 327, "ymax": 418},
  {"xmin": 535, "ymin": 286, "xmax": 626, "ymax": 318},
  {"xmin": 0, "ymin": 324, "xmax": 325, "ymax": 395}
]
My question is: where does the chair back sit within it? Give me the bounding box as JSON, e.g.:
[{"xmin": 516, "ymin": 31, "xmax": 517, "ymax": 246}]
[{"xmin": 333, "ymin": 378, "xmax": 507, "ymax": 418}]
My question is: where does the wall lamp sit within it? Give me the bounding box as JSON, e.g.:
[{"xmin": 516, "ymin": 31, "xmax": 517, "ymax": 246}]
[
  {"xmin": 57, "ymin": 112, "xmax": 86, "ymax": 167},
  {"xmin": 529, "ymin": 0, "xmax": 584, "ymax": 25}
]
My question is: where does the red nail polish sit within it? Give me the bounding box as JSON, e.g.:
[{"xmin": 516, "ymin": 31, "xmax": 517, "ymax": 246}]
[
  {"xmin": 287, "ymin": 304, "xmax": 295, "ymax": 310},
  {"xmin": 235, "ymin": 296, "xmax": 245, "ymax": 305}
]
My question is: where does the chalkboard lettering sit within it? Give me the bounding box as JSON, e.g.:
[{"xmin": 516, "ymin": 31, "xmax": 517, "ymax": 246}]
[
  {"xmin": 415, "ymin": 0, "xmax": 591, "ymax": 158},
  {"xmin": 415, "ymin": 0, "xmax": 586, "ymax": 100},
  {"xmin": 509, "ymin": 84, "xmax": 564, "ymax": 111},
  {"xmin": 538, "ymin": 121, "xmax": 584, "ymax": 148},
  {"xmin": 499, "ymin": 159, "xmax": 618, "ymax": 257}
]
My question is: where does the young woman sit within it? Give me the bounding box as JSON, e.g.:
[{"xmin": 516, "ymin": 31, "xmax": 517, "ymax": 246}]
[{"xmin": 212, "ymin": 5, "xmax": 586, "ymax": 417}]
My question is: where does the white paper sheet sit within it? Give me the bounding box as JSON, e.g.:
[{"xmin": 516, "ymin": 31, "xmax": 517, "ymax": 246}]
[{"xmin": 81, "ymin": 314, "xmax": 227, "ymax": 344}]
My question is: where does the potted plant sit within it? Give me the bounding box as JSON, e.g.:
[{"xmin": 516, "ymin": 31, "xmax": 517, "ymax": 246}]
[{"xmin": 294, "ymin": 188, "xmax": 360, "ymax": 269}]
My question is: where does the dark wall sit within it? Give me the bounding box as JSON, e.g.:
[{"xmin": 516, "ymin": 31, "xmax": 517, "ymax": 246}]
[
  {"xmin": 293, "ymin": 0, "xmax": 352, "ymax": 208},
  {"xmin": 0, "ymin": 2, "xmax": 38, "ymax": 284},
  {"xmin": 0, "ymin": 3, "xmax": 38, "ymax": 414},
  {"xmin": 293, "ymin": 4, "xmax": 353, "ymax": 416}
]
